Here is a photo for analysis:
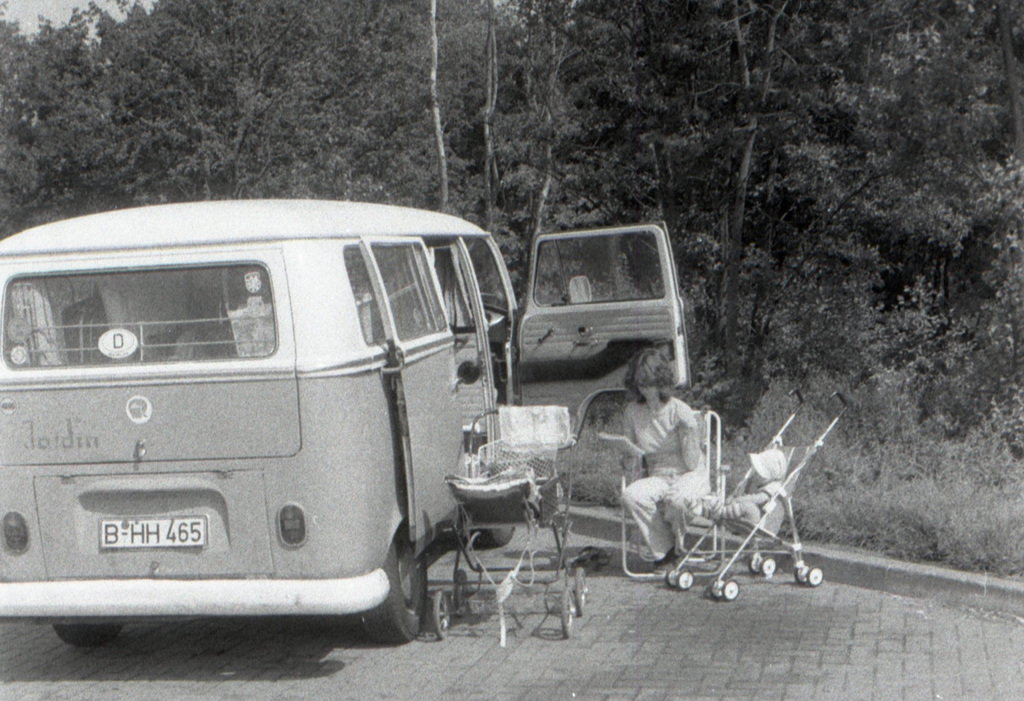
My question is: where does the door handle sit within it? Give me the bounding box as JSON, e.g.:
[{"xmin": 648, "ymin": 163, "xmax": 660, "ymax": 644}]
[{"xmin": 381, "ymin": 340, "xmax": 405, "ymax": 374}]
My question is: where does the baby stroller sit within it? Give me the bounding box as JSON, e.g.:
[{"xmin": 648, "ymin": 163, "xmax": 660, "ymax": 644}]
[
  {"xmin": 441, "ymin": 405, "xmax": 582, "ymax": 644},
  {"xmin": 666, "ymin": 392, "xmax": 846, "ymax": 601}
]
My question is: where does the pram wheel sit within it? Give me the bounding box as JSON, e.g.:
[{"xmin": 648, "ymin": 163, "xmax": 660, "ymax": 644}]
[
  {"xmin": 428, "ymin": 591, "xmax": 451, "ymax": 641},
  {"xmin": 749, "ymin": 552, "xmax": 763, "ymax": 574},
  {"xmin": 794, "ymin": 564, "xmax": 808, "ymax": 584},
  {"xmin": 760, "ymin": 557, "xmax": 777, "ymax": 579},
  {"xmin": 806, "ymin": 566, "xmax": 824, "ymax": 587},
  {"xmin": 573, "ymin": 568, "xmax": 587, "ymax": 617},
  {"xmin": 668, "ymin": 569, "xmax": 693, "ymax": 591},
  {"xmin": 666, "ymin": 569, "xmax": 679, "ymax": 588},
  {"xmin": 560, "ymin": 584, "xmax": 575, "ymax": 638}
]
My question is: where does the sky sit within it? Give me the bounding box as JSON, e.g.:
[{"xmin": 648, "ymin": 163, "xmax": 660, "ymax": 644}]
[{"xmin": 3, "ymin": 0, "xmax": 138, "ymax": 33}]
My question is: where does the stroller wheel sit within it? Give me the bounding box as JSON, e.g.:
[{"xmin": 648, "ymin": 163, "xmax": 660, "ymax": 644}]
[
  {"xmin": 749, "ymin": 552, "xmax": 764, "ymax": 574},
  {"xmin": 429, "ymin": 591, "xmax": 451, "ymax": 641},
  {"xmin": 794, "ymin": 565, "xmax": 809, "ymax": 584},
  {"xmin": 676, "ymin": 570, "xmax": 694, "ymax": 591},
  {"xmin": 760, "ymin": 557, "xmax": 777, "ymax": 579},
  {"xmin": 806, "ymin": 566, "xmax": 824, "ymax": 587},
  {"xmin": 573, "ymin": 568, "xmax": 588, "ymax": 616},
  {"xmin": 560, "ymin": 584, "xmax": 575, "ymax": 639},
  {"xmin": 666, "ymin": 569, "xmax": 680, "ymax": 588},
  {"xmin": 722, "ymin": 580, "xmax": 740, "ymax": 601},
  {"xmin": 710, "ymin": 581, "xmax": 724, "ymax": 599}
]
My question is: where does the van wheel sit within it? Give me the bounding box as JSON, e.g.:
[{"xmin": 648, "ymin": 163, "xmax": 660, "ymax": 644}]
[
  {"xmin": 362, "ymin": 537, "xmax": 426, "ymax": 645},
  {"xmin": 52, "ymin": 623, "xmax": 122, "ymax": 647}
]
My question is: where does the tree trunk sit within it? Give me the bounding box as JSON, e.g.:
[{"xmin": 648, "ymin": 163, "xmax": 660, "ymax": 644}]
[
  {"xmin": 998, "ymin": 0, "xmax": 1024, "ymax": 161},
  {"xmin": 720, "ymin": 0, "xmax": 785, "ymax": 374},
  {"xmin": 651, "ymin": 140, "xmax": 681, "ymax": 236},
  {"xmin": 483, "ymin": 0, "xmax": 498, "ymax": 230},
  {"xmin": 429, "ymin": 0, "xmax": 449, "ymax": 212},
  {"xmin": 720, "ymin": 0, "xmax": 753, "ymax": 370},
  {"xmin": 723, "ymin": 119, "xmax": 757, "ymax": 371},
  {"xmin": 531, "ymin": 25, "xmax": 562, "ymax": 238}
]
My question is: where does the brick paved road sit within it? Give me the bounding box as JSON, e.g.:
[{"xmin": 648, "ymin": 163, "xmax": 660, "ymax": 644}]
[{"xmin": 3, "ymin": 529, "xmax": 1024, "ymax": 700}]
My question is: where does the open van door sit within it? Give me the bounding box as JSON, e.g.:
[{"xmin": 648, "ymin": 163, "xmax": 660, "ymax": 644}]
[
  {"xmin": 516, "ymin": 224, "xmax": 689, "ymax": 417},
  {"xmin": 356, "ymin": 239, "xmax": 464, "ymax": 549}
]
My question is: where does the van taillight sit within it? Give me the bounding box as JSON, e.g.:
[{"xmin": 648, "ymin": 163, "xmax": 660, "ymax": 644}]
[
  {"xmin": 278, "ymin": 504, "xmax": 306, "ymax": 547},
  {"xmin": 3, "ymin": 512, "xmax": 29, "ymax": 553}
]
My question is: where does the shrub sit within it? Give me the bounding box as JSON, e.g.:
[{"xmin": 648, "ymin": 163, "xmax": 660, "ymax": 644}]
[{"xmin": 758, "ymin": 373, "xmax": 1024, "ymax": 576}]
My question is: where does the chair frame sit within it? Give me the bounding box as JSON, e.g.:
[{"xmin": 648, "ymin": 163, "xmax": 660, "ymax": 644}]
[{"xmin": 619, "ymin": 409, "xmax": 722, "ymax": 581}]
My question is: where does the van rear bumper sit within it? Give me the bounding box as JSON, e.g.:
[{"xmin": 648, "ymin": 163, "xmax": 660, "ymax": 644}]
[{"xmin": 0, "ymin": 569, "xmax": 389, "ymax": 619}]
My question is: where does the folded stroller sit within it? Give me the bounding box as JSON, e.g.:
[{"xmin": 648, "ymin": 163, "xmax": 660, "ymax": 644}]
[{"xmin": 666, "ymin": 392, "xmax": 846, "ymax": 601}]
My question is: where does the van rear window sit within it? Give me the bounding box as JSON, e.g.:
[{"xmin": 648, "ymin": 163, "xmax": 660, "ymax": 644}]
[
  {"xmin": 3, "ymin": 264, "xmax": 276, "ymax": 368},
  {"xmin": 534, "ymin": 230, "xmax": 665, "ymax": 306}
]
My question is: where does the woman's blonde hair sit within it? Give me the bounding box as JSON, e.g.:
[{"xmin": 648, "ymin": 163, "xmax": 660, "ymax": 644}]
[{"xmin": 622, "ymin": 348, "xmax": 676, "ymax": 403}]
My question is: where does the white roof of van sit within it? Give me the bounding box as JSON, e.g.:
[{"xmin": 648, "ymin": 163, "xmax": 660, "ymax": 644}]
[{"xmin": 0, "ymin": 200, "xmax": 488, "ymax": 255}]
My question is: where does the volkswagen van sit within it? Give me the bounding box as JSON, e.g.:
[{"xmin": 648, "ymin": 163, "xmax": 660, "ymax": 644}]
[{"xmin": 0, "ymin": 200, "xmax": 517, "ymax": 646}]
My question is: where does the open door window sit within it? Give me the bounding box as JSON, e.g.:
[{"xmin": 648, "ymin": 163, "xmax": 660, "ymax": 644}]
[
  {"xmin": 517, "ymin": 224, "xmax": 690, "ymax": 415},
  {"xmin": 464, "ymin": 237, "xmax": 517, "ymax": 405},
  {"xmin": 532, "ymin": 230, "xmax": 665, "ymax": 306}
]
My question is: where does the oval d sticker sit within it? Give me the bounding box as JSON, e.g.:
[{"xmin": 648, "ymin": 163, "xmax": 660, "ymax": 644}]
[{"xmin": 99, "ymin": 328, "xmax": 139, "ymax": 360}]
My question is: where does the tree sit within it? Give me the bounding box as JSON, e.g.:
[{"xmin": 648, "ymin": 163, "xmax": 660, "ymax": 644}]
[
  {"xmin": 998, "ymin": 0, "xmax": 1024, "ymax": 160},
  {"xmin": 429, "ymin": 0, "xmax": 449, "ymax": 211}
]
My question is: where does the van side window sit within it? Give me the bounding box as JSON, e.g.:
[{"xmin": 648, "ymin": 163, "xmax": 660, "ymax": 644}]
[
  {"xmin": 370, "ymin": 244, "xmax": 446, "ymax": 341},
  {"xmin": 343, "ymin": 246, "xmax": 385, "ymax": 345},
  {"xmin": 534, "ymin": 231, "xmax": 665, "ymax": 306},
  {"xmin": 432, "ymin": 246, "xmax": 474, "ymax": 331},
  {"xmin": 466, "ymin": 238, "xmax": 509, "ymax": 312},
  {"xmin": 3, "ymin": 264, "xmax": 276, "ymax": 368}
]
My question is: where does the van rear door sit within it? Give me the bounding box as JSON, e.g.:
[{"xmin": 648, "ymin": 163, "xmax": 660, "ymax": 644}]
[
  {"xmin": 517, "ymin": 224, "xmax": 689, "ymax": 415},
  {"xmin": 0, "ymin": 256, "xmax": 300, "ymax": 467}
]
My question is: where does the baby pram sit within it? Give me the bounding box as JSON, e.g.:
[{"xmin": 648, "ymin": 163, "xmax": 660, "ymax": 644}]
[
  {"xmin": 666, "ymin": 392, "xmax": 846, "ymax": 601},
  {"xmin": 441, "ymin": 405, "xmax": 582, "ymax": 644}
]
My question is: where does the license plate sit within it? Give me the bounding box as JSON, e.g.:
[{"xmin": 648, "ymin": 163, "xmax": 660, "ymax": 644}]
[{"xmin": 100, "ymin": 517, "xmax": 207, "ymax": 549}]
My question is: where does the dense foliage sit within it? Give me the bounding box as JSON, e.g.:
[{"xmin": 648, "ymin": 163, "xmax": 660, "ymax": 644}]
[{"xmin": 2, "ymin": 0, "xmax": 1024, "ymax": 570}]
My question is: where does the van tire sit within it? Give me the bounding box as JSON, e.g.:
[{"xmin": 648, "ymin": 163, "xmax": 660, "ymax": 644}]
[
  {"xmin": 362, "ymin": 536, "xmax": 426, "ymax": 645},
  {"xmin": 52, "ymin": 623, "xmax": 122, "ymax": 647}
]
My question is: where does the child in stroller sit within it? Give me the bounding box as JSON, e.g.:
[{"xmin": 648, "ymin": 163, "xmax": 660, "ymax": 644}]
[
  {"xmin": 715, "ymin": 446, "xmax": 788, "ymax": 525},
  {"xmin": 665, "ymin": 444, "xmax": 786, "ymax": 534}
]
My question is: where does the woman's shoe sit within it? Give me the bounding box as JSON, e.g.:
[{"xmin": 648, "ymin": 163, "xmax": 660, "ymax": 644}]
[{"xmin": 652, "ymin": 549, "xmax": 679, "ymax": 572}]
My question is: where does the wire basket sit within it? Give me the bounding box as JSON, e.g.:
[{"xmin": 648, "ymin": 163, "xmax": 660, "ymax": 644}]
[{"xmin": 478, "ymin": 440, "xmax": 558, "ymax": 480}]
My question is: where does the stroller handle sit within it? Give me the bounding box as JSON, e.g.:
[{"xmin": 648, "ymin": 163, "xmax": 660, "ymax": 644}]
[
  {"xmin": 815, "ymin": 392, "xmax": 848, "ymax": 447},
  {"xmin": 771, "ymin": 389, "xmax": 804, "ymax": 445}
]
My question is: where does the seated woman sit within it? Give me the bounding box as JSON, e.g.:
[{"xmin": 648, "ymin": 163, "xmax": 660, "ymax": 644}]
[{"xmin": 601, "ymin": 349, "xmax": 709, "ymax": 570}]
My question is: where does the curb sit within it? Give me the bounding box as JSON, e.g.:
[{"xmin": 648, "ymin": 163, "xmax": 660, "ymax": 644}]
[{"xmin": 568, "ymin": 505, "xmax": 1024, "ymax": 617}]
